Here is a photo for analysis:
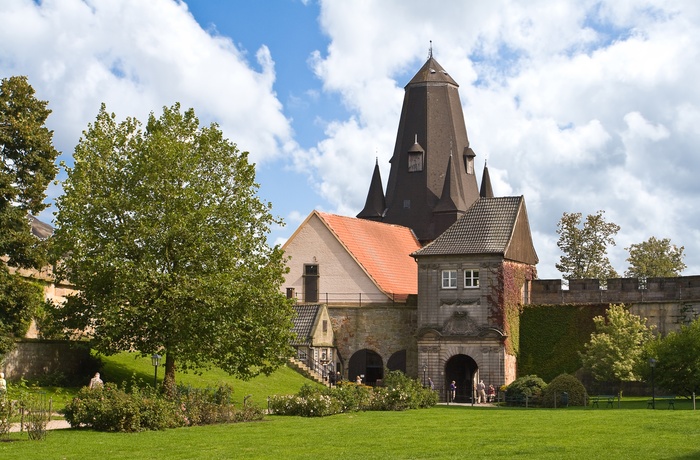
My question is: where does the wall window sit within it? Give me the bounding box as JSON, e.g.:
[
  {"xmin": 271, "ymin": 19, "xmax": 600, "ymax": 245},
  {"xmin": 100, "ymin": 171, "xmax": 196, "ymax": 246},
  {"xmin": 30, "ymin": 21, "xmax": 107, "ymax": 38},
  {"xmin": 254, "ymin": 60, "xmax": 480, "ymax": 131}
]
[
  {"xmin": 464, "ymin": 269, "xmax": 479, "ymax": 288},
  {"xmin": 442, "ymin": 270, "xmax": 457, "ymax": 289},
  {"xmin": 322, "ymin": 320, "xmax": 328, "ymax": 333}
]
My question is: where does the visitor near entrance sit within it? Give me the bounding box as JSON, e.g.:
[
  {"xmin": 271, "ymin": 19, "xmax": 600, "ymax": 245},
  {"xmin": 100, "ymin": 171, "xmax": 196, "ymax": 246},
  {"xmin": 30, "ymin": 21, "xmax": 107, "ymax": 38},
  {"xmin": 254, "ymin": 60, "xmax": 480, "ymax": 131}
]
[
  {"xmin": 428, "ymin": 377, "xmax": 434, "ymax": 390},
  {"xmin": 487, "ymin": 384, "xmax": 496, "ymax": 402},
  {"xmin": 477, "ymin": 380, "xmax": 487, "ymax": 403},
  {"xmin": 356, "ymin": 375, "xmax": 362, "ymax": 385},
  {"xmin": 449, "ymin": 381, "xmax": 456, "ymax": 401}
]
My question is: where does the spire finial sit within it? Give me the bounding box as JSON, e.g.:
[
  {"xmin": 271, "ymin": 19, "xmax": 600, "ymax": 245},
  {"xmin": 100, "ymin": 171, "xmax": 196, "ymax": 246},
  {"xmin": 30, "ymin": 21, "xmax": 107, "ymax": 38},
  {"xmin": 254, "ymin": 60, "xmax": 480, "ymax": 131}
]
[
  {"xmin": 428, "ymin": 41, "xmax": 433, "ymax": 59},
  {"xmin": 414, "ymin": 134, "xmax": 418, "ymax": 144}
]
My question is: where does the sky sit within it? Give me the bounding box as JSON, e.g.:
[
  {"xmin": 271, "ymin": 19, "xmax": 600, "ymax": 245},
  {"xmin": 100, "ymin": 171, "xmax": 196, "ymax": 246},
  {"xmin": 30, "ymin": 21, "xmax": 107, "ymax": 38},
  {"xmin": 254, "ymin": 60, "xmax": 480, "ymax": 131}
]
[{"xmin": 2, "ymin": 0, "xmax": 700, "ymax": 280}]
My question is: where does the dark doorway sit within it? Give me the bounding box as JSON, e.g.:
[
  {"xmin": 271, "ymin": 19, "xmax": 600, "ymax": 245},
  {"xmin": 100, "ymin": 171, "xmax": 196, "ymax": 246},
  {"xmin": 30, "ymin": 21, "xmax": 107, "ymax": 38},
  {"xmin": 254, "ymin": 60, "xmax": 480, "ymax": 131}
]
[
  {"xmin": 303, "ymin": 264, "xmax": 319, "ymax": 302},
  {"xmin": 387, "ymin": 350, "xmax": 406, "ymax": 373},
  {"xmin": 445, "ymin": 354, "xmax": 478, "ymax": 403},
  {"xmin": 348, "ymin": 349, "xmax": 384, "ymax": 385}
]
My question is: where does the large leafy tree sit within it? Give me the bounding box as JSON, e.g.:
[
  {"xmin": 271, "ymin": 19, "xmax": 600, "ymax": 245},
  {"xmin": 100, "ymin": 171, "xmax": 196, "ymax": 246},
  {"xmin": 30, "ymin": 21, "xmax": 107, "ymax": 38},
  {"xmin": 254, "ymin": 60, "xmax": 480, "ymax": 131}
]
[
  {"xmin": 643, "ymin": 318, "xmax": 700, "ymax": 397},
  {"xmin": 555, "ymin": 210, "xmax": 620, "ymax": 282},
  {"xmin": 52, "ymin": 103, "xmax": 295, "ymax": 389},
  {"xmin": 625, "ymin": 236, "xmax": 686, "ymax": 278},
  {"xmin": 0, "ymin": 76, "xmax": 59, "ymax": 353},
  {"xmin": 580, "ymin": 304, "xmax": 654, "ymax": 394}
]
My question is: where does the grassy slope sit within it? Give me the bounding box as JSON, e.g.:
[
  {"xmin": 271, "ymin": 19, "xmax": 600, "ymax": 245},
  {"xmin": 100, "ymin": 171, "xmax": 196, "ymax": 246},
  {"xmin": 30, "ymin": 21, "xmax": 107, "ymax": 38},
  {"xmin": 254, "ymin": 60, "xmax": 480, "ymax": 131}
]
[{"xmin": 12, "ymin": 352, "xmax": 316, "ymax": 411}]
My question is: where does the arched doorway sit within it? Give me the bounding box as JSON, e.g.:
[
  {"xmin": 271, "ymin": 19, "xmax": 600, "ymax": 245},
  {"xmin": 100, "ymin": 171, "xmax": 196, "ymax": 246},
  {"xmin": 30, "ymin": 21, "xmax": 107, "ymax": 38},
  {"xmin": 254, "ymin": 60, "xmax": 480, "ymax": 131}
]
[
  {"xmin": 387, "ymin": 350, "xmax": 406, "ymax": 373},
  {"xmin": 348, "ymin": 349, "xmax": 383, "ymax": 385},
  {"xmin": 445, "ymin": 354, "xmax": 478, "ymax": 403}
]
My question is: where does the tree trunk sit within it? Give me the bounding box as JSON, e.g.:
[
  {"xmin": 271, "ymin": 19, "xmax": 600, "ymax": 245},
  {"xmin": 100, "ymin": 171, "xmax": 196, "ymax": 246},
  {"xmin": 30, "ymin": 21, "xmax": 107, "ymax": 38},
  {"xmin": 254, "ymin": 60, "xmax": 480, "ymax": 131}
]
[{"xmin": 164, "ymin": 352, "xmax": 177, "ymax": 398}]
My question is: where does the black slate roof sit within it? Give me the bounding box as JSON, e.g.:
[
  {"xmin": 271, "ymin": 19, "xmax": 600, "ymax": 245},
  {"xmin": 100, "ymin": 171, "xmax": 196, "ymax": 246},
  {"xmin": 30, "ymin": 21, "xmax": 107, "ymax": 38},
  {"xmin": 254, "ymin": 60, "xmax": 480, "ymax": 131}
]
[
  {"xmin": 413, "ymin": 196, "xmax": 524, "ymax": 256},
  {"xmin": 291, "ymin": 304, "xmax": 320, "ymax": 346}
]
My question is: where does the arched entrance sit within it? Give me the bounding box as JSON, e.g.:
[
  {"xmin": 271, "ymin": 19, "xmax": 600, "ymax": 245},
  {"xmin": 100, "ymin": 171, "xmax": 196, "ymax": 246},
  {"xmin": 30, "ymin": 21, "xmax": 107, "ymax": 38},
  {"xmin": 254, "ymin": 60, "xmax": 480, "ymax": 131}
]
[
  {"xmin": 387, "ymin": 350, "xmax": 406, "ymax": 373},
  {"xmin": 348, "ymin": 349, "xmax": 383, "ymax": 385},
  {"xmin": 445, "ymin": 354, "xmax": 478, "ymax": 403}
]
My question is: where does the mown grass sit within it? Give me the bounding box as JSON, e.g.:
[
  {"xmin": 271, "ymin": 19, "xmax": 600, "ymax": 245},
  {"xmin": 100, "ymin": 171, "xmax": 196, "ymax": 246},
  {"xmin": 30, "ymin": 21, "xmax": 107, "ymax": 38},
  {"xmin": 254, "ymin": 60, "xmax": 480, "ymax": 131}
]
[
  {"xmin": 8, "ymin": 351, "xmax": 317, "ymax": 414},
  {"xmin": 1, "ymin": 405, "xmax": 699, "ymax": 459}
]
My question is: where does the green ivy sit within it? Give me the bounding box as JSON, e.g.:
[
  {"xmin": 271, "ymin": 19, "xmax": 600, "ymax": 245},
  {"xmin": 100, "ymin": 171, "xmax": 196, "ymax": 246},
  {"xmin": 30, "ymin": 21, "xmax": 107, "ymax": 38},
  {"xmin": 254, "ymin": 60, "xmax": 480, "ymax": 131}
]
[
  {"xmin": 488, "ymin": 262, "xmax": 536, "ymax": 356},
  {"xmin": 519, "ymin": 303, "xmax": 607, "ymax": 381}
]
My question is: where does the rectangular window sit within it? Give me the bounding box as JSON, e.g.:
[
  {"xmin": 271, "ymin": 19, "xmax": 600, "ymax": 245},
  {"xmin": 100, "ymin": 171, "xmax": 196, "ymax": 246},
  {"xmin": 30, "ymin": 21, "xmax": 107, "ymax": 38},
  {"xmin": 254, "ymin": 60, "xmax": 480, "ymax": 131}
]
[
  {"xmin": 297, "ymin": 349, "xmax": 307, "ymax": 361},
  {"xmin": 442, "ymin": 270, "xmax": 457, "ymax": 289},
  {"xmin": 464, "ymin": 269, "xmax": 479, "ymax": 288},
  {"xmin": 322, "ymin": 320, "xmax": 328, "ymax": 333}
]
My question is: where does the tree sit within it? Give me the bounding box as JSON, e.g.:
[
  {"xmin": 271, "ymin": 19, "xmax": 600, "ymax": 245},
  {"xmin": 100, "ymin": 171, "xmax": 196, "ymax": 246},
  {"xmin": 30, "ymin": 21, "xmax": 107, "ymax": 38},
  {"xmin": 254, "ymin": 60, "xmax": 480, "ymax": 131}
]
[
  {"xmin": 555, "ymin": 210, "xmax": 620, "ymax": 282},
  {"xmin": 0, "ymin": 76, "xmax": 59, "ymax": 352},
  {"xmin": 625, "ymin": 236, "xmax": 686, "ymax": 278},
  {"xmin": 51, "ymin": 103, "xmax": 295, "ymax": 389},
  {"xmin": 643, "ymin": 318, "xmax": 700, "ymax": 397},
  {"xmin": 580, "ymin": 304, "xmax": 654, "ymax": 394}
]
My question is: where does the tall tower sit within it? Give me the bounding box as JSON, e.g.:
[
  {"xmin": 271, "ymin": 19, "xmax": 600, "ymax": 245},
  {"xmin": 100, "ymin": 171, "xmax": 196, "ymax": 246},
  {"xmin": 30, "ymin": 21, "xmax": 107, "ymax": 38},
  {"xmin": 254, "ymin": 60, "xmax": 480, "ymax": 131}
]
[{"xmin": 357, "ymin": 51, "xmax": 480, "ymax": 243}]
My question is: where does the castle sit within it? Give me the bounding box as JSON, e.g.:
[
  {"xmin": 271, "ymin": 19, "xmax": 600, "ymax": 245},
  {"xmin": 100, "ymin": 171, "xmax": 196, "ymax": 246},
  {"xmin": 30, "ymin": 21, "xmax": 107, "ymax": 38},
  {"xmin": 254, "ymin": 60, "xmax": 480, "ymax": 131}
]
[{"xmin": 282, "ymin": 52, "xmax": 700, "ymax": 402}]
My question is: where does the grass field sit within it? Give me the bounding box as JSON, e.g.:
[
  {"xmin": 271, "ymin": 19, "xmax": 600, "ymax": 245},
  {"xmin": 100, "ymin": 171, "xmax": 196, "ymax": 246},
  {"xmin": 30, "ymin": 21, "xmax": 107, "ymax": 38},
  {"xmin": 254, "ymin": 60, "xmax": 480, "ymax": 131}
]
[
  {"xmin": 1, "ymin": 404, "xmax": 698, "ymax": 459},
  {"xmin": 2, "ymin": 354, "xmax": 698, "ymax": 459}
]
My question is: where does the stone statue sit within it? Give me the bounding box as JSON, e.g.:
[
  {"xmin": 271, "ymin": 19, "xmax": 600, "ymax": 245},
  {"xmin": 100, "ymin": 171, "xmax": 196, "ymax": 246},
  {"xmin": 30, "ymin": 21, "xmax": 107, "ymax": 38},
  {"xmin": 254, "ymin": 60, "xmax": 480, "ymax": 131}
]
[{"xmin": 89, "ymin": 372, "xmax": 103, "ymax": 389}]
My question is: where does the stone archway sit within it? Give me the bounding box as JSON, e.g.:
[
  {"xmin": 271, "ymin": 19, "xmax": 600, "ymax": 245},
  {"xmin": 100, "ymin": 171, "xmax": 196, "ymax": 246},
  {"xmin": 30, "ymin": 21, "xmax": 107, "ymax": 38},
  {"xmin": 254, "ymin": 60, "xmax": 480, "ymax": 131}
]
[
  {"xmin": 387, "ymin": 350, "xmax": 406, "ymax": 373},
  {"xmin": 348, "ymin": 349, "xmax": 383, "ymax": 385},
  {"xmin": 445, "ymin": 354, "xmax": 478, "ymax": 403}
]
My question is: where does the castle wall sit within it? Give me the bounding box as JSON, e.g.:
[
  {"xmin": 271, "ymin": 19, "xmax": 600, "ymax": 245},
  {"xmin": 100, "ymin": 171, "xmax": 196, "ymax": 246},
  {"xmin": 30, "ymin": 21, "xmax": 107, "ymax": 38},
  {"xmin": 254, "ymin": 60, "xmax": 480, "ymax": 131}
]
[
  {"xmin": 531, "ymin": 277, "xmax": 700, "ymax": 335},
  {"xmin": 328, "ymin": 305, "xmax": 417, "ymax": 378}
]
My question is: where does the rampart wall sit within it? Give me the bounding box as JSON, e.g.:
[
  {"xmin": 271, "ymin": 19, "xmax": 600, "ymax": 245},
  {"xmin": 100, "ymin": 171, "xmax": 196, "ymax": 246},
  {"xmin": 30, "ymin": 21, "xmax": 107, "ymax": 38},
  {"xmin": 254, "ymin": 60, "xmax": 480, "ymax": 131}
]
[{"xmin": 530, "ymin": 276, "xmax": 700, "ymax": 336}]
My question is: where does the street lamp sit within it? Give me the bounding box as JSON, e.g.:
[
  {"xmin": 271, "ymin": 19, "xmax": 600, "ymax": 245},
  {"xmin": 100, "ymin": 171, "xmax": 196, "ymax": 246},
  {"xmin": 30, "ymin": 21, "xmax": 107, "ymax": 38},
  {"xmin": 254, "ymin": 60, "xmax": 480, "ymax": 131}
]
[
  {"xmin": 649, "ymin": 358, "xmax": 657, "ymax": 409},
  {"xmin": 151, "ymin": 353, "xmax": 161, "ymax": 388},
  {"xmin": 422, "ymin": 363, "xmax": 428, "ymax": 387}
]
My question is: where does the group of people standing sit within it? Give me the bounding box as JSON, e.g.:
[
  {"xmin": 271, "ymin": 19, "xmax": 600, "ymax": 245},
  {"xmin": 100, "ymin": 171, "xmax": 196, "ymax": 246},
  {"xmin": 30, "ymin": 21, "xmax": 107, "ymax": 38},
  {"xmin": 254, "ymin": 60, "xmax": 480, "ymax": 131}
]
[{"xmin": 449, "ymin": 379, "xmax": 496, "ymax": 403}]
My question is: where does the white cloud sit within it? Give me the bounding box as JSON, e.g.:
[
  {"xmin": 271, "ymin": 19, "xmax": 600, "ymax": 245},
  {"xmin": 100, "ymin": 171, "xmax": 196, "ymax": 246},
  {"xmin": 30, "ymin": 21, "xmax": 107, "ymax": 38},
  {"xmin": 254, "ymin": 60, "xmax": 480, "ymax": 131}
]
[{"xmin": 0, "ymin": 0, "xmax": 293, "ymax": 165}]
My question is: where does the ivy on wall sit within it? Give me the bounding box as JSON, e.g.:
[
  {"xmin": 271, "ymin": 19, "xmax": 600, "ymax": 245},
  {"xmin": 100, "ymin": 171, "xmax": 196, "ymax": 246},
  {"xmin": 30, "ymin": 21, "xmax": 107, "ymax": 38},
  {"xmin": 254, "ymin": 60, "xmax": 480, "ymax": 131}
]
[
  {"xmin": 487, "ymin": 261, "xmax": 536, "ymax": 357},
  {"xmin": 518, "ymin": 303, "xmax": 607, "ymax": 382}
]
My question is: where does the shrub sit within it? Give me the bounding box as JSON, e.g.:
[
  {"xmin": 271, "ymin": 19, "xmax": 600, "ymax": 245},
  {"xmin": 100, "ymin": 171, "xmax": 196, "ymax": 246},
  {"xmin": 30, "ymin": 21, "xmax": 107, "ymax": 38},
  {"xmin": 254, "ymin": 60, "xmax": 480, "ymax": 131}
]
[
  {"xmin": 269, "ymin": 370, "xmax": 437, "ymax": 416},
  {"xmin": 542, "ymin": 374, "xmax": 587, "ymax": 407},
  {"xmin": 505, "ymin": 375, "xmax": 547, "ymax": 406}
]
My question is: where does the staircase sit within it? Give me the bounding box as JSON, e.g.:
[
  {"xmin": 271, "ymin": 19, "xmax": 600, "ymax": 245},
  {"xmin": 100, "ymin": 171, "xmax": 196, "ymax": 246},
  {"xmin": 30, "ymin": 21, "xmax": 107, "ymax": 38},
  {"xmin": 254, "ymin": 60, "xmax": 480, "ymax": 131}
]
[{"xmin": 288, "ymin": 358, "xmax": 329, "ymax": 386}]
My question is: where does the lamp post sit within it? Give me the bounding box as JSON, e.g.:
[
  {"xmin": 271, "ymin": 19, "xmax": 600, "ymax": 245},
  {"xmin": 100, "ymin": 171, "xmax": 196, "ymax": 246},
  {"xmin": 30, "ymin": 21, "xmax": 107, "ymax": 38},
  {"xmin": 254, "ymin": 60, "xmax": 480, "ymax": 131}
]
[
  {"xmin": 151, "ymin": 353, "xmax": 161, "ymax": 389},
  {"xmin": 649, "ymin": 358, "xmax": 656, "ymax": 409},
  {"xmin": 422, "ymin": 363, "xmax": 427, "ymax": 387}
]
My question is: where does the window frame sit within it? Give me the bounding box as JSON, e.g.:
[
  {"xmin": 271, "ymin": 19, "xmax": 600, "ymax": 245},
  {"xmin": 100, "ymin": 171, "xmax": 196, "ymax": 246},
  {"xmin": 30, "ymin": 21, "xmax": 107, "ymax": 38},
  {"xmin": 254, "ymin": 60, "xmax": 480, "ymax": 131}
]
[
  {"xmin": 464, "ymin": 269, "xmax": 480, "ymax": 289},
  {"xmin": 441, "ymin": 269, "xmax": 457, "ymax": 289}
]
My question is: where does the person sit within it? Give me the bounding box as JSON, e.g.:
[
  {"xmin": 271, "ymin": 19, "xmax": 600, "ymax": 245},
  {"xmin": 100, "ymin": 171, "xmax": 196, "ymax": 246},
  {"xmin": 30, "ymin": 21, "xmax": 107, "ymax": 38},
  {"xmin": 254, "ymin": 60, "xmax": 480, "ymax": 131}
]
[
  {"xmin": 449, "ymin": 380, "xmax": 456, "ymax": 401},
  {"xmin": 428, "ymin": 377, "xmax": 434, "ymax": 390},
  {"xmin": 355, "ymin": 375, "xmax": 362, "ymax": 385},
  {"xmin": 477, "ymin": 379, "xmax": 487, "ymax": 404},
  {"xmin": 89, "ymin": 372, "xmax": 104, "ymax": 389},
  {"xmin": 0, "ymin": 372, "xmax": 6, "ymax": 396},
  {"xmin": 487, "ymin": 384, "xmax": 496, "ymax": 402}
]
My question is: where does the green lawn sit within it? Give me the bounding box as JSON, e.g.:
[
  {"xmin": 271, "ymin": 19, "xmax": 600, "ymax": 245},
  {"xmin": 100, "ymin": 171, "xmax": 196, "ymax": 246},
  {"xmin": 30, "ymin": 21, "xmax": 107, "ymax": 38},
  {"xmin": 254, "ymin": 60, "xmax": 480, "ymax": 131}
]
[
  {"xmin": 1, "ymin": 405, "xmax": 699, "ymax": 459},
  {"xmin": 8, "ymin": 352, "xmax": 317, "ymax": 412}
]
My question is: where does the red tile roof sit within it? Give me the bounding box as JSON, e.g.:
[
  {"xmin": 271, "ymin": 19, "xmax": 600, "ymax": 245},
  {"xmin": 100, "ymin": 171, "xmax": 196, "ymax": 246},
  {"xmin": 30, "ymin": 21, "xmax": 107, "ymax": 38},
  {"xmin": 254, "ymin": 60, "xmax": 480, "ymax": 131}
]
[{"xmin": 316, "ymin": 211, "xmax": 420, "ymax": 301}]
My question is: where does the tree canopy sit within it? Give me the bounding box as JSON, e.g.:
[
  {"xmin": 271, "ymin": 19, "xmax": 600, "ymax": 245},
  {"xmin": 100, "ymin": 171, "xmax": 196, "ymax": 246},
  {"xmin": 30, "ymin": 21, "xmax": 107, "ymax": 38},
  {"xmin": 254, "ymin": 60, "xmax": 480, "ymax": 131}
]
[
  {"xmin": 644, "ymin": 318, "xmax": 700, "ymax": 397},
  {"xmin": 51, "ymin": 103, "xmax": 295, "ymax": 388},
  {"xmin": 625, "ymin": 236, "xmax": 686, "ymax": 278},
  {"xmin": 555, "ymin": 210, "xmax": 620, "ymax": 282},
  {"xmin": 0, "ymin": 76, "xmax": 59, "ymax": 353},
  {"xmin": 580, "ymin": 304, "xmax": 654, "ymax": 393}
]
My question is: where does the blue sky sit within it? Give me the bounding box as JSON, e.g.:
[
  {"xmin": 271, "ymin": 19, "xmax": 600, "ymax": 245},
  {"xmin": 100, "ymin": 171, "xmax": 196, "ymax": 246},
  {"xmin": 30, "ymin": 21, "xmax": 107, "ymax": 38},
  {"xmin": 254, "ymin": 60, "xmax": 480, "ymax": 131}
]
[{"xmin": 2, "ymin": 0, "xmax": 700, "ymax": 280}]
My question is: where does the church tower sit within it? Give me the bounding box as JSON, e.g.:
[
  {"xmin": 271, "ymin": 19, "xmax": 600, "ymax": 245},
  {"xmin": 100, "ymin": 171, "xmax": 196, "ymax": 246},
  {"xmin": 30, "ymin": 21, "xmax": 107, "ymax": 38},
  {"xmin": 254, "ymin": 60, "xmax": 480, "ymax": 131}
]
[{"xmin": 357, "ymin": 49, "xmax": 480, "ymax": 243}]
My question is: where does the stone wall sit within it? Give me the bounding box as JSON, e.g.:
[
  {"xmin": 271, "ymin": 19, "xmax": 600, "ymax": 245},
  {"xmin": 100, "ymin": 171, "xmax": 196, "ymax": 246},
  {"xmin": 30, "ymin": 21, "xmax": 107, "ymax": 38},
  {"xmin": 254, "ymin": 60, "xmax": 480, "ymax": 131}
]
[
  {"xmin": 530, "ymin": 276, "xmax": 700, "ymax": 337},
  {"xmin": 329, "ymin": 305, "xmax": 417, "ymax": 378},
  {"xmin": 2, "ymin": 340, "xmax": 93, "ymax": 382}
]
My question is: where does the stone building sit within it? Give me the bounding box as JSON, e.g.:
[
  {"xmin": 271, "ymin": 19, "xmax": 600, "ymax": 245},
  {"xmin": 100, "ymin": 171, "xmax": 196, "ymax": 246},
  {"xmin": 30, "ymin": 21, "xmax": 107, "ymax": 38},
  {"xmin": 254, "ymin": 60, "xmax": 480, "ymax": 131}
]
[{"xmin": 282, "ymin": 52, "xmax": 538, "ymax": 399}]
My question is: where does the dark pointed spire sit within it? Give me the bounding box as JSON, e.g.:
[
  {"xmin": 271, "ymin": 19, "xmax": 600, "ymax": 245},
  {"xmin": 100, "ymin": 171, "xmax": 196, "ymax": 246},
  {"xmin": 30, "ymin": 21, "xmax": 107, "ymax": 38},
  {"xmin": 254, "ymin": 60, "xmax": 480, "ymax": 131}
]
[
  {"xmin": 434, "ymin": 154, "xmax": 466, "ymax": 213},
  {"xmin": 357, "ymin": 158, "xmax": 386, "ymax": 220},
  {"xmin": 480, "ymin": 161, "xmax": 494, "ymax": 198}
]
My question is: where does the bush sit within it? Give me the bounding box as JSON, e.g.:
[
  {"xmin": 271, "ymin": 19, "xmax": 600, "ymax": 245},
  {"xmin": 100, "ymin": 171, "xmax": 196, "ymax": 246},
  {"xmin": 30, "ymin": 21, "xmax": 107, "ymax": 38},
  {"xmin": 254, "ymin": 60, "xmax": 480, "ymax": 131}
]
[
  {"xmin": 542, "ymin": 374, "xmax": 587, "ymax": 407},
  {"xmin": 269, "ymin": 370, "xmax": 437, "ymax": 416},
  {"xmin": 63, "ymin": 382, "xmax": 263, "ymax": 432},
  {"xmin": 505, "ymin": 375, "xmax": 547, "ymax": 406}
]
